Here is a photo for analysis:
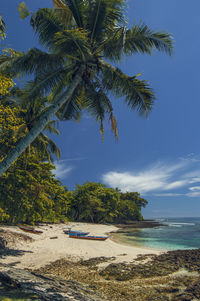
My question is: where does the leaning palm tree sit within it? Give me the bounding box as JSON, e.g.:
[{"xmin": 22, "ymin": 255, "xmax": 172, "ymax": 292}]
[
  {"xmin": 15, "ymin": 88, "xmax": 61, "ymax": 162},
  {"xmin": 0, "ymin": 88, "xmax": 61, "ymax": 162},
  {"xmin": 0, "ymin": 0, "xmax": 173, "ymax": 175}
]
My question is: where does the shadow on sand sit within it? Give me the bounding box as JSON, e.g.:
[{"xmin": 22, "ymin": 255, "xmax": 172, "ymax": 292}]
[{"xmin": 0, "ymin": 248, "xmax": 33, "ymax": 260}]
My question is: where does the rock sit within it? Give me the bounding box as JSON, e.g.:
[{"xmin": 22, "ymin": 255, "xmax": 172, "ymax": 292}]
[
  {"xmin": 0, "ymin": 268, "xmax": 105, "ymax": 300},
  {"xmin": 0, "ymin": 236, "xmax": 6, "ymax": 249},
  {"xmin": 79, "ymin": 256, "xmax": 115, "ymax": 267},
  {"xmin": 114, "ymin": 220, "xmax": 166, "ymax": 232}
]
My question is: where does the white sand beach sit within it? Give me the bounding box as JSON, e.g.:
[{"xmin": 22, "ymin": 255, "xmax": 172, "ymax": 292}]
[{"xmin": 0, "ymin": 223, "xmax": 162, "ymax": 269}]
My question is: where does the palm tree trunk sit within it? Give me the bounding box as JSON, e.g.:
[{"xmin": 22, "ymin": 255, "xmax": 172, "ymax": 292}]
[{"xmin": 0, "ymin": 66, "xmax": 84, "ymax": 176}]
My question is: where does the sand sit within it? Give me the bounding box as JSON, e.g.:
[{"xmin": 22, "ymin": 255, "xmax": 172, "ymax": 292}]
[{"xmin": 0, "ymin": 223, "xmax": 162, "ymax": 269}]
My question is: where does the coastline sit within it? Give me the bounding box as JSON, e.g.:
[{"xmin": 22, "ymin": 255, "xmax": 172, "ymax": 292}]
[
  {"xmin": 0, "ymin": 222, "xmax": 162, "ymax": 270},
  {"xmin": 110, "ymin": 219, "xmax": 167, "ymax": 251},
  {"xmin": 1, "ymin": 222, "xmax": 200, "ymax": 300}
]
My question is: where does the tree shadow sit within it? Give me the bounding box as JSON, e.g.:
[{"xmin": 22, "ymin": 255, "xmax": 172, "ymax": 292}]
[{"xmin": 0, "ymin": 247, "xmax": 33, "ymax": 259}]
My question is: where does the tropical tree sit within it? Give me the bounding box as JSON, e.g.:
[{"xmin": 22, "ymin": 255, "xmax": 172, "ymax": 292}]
[
  {"xmin": 67, "ymin": 182, "xmax": 148, "ymax": 223},
  {"xmin": 12, "ymin": 88, "xmax": 61, "ymax": 162},
  {"xmin": 0, "ymin": 93, "xmax": 69, "ymax": 224},
  {"xmin": 68, "ymin": 182, "xmax": 120, "ymax": 223},
  {"xmin": 0, "ymin": 0, "xmax": 173, "ymax": 175},
  {"xmin": 0, "ymin": 152, "xmax": 70, "ymax": 224},
  {"xmin": 0, "ymin": 92, "xmax": 60, "ymax": 163},
  {"xmin": 0, "ymin": 17, "xmax": 15, "ymax": 100}
]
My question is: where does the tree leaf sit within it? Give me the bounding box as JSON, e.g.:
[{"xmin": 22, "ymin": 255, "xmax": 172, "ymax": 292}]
[{"xmin": 18, "ymin": 2, "xmax": 31, "ymax": 20}]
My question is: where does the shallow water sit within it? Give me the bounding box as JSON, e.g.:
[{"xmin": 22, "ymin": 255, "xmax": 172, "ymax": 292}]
[{"xmin": 116, "ymin": 217, "xmax": 200, "ymax": 251}]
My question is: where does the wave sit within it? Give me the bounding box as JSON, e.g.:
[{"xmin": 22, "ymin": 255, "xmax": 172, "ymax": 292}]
[{"xmin": 167, "ymin": 222, "xmax": 195, "ymax": 227}]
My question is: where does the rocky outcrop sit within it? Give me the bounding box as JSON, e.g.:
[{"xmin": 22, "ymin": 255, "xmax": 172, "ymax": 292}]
[
  {"xmin": 0, "ymin": 267, "xmax": 105, "ymax": 301},
  {"xmin": 0, "ymin": 236, "xmax": 5, "ymax": 249},
  {"xmin": 35, "ymin": 249, "xmax": 200, "ymax": 300},
  {"xmin": 113, "ymin": 219, "xmax": 166, "ymax": 233}
]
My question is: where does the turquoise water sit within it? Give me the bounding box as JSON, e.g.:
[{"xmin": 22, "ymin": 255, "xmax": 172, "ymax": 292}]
[{"xmin": 119, "ymin": 217, "xmax": 200, "ymax": 250}]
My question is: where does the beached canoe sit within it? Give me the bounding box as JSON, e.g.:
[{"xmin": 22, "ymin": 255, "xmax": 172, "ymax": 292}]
[
  {"xmin": 63, "ymin": 227, "xmax": 72, "ymax": 234},
  {"xmin": 69, "ymin": 234, "xmax": 109, "ymax": 240},
  {"xmin": 68, "ymin": 231, "xmax": 89, "ymax": 236},
  {"xmin": 17, "ymin": 225, "xmax": 43, "ymax": 234}
]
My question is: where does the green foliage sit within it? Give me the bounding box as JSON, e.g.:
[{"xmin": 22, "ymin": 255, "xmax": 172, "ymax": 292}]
[
  {"xmin": 0, "ymin": 100, "xmax": 67, "ymax": 224},
  {"xmin": 0, "ymin": 89, "xmax": 61, "ymax": 163},
  {"xmin": 0, "ymin": 153, "xmax": 70, "ymax": 224},
  {"xmin": 7, "ymin": 0, "xmax": 173, "ymax": 140},
  {"xmin": 18, "ymin": 2, "xmax": 31, "ymax": 20},
  {"xmin": 0, "ymin": 207, "xmax": 9, "ymax": 222},
  {"xmin": 68, "ymin": 182, "xmax": 118, "ymax": 223},
  {"xmin": 67, "ymin": 182, "xmax": 147, "ymax": 223}
]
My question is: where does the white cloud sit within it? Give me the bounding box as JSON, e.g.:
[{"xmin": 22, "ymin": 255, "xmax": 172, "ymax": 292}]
[
  {"xmin": 53, "ymin": 161, "xmax": 73, "ymax": 179},
  {"xmin": 189, "ymin": 186, "xmax": 200, "ymax": 191},
  {"xmin": 102, "ymin": 157, "xmax": 200, "ymax": 196},
  {"xmin": 165, "ymin": 180, "xmax": 188, "ymax": 190},
  {"xmin": 187, "ymin": 191, "xmax": 200, "ymax": 197},
  {"xmin": 188, "ymin": 177, "xmax": 200, "ymax": 184},
  {"xmin": 153, "ymin": 193, "xmax": 183, "ymax": 197}
]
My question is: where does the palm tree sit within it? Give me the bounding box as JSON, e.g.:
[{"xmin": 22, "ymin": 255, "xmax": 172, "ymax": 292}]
[
  {"xmin": 15, "ymin": 88, "xmax": 61, "ymax": 162},
  {"xmin": 0, "ymin": 89, "xmax": 61, "ymax": 162},
  {"xmin": 0, "ymin": 0, "xmax": 173, "ymax": 175}
]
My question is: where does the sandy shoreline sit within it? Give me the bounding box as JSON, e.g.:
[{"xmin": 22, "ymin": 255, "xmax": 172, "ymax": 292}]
[{"xmin": 0, "ymin": 223, "xmax": 162, "ymax": 269}]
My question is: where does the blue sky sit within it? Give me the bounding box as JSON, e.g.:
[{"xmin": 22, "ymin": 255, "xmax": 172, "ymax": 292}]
[{"xmin": 2, "ymin": 0, "xmax": 200, "ymax": 218}]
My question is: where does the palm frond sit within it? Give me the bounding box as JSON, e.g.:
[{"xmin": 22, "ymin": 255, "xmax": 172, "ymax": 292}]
[
  {"xmin": 0, "ymin": 48, "xmax": 65, "ymax": 79},
  {"xmin": 53, "ymin": 28, "xmax": 90, "ymax": 60},
  {"xmin": 103, "ymin": 0, "xmax": 126, "ymax": 30},
  {"xmin": 86, "ymin": 0, "xmax": 106, "ymax": 42},
  {"xmin": 53, "ymin": 0, "xmax": 73, "ymax": 27},
  {"xmin": 40, "ymin": 133, "xmax": 60, "ymax": 160},
  {"xmin": 55, "ymin": 79, "xmax": 84, "ymax": 120},
  {"xmin": 83, "ymin": 79, "xmax": 118, "ymax": 139},
  {"xmin": 101, "ymin": 26, "xmax": 126, "ymax": 61},
  {"xmin": 44, "ymin": 120, "xmax": 60, "ymax": 135},
  {"xmin": 64, "ymin": 0, "xmax": 84, "ymax": 27},
  {"xmin": 31, "ymin": 8, "xmax": 64, "ymax": 48},
  {"xmin": 32, "ymin": 133, "xmax": 59, "ymax": 162},
  {"xmin": 31, "ymin": 64, "xmax": 75, "ymax": 97},
  {"xmin": 0, "ymin": 54, "xmax": 24, "ymax": 77},
  {"xmin": 100, "ymin": 61, "xmax": 155, "ymax": 115},
  {"xmin": 124, "ymin": 24, "xmax": 173, "ymax": 56}
]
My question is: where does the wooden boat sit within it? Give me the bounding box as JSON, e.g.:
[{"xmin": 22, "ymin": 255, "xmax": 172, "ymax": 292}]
[
  {"xmin": 69, "ymin": 234, "xmax": 109, "ymax": 240},
  {"xmin": 63, "ymin": 226, "xmax": 72, "ymax": 234},
  {"xmin": 68, "ymin": 231, "xmax": 89, "ymax": 236},
  {"xmin": 17, "ymin": 225, "xmax": 43, "ymax": 234}
]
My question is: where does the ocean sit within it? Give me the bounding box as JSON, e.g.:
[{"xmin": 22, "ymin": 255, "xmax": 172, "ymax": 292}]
[{"xmin": 117, "ymin": 217, "xmax": 200, "ymax": 251}]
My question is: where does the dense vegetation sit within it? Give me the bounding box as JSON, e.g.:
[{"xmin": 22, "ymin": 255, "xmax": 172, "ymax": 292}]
[
  {"xmin": 67, "ymin": 182, "xmax": 147, "ymax": 223},
  {"xmin": 0, "ymin": 177, "xmax": 147, "ymax": 224}
]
